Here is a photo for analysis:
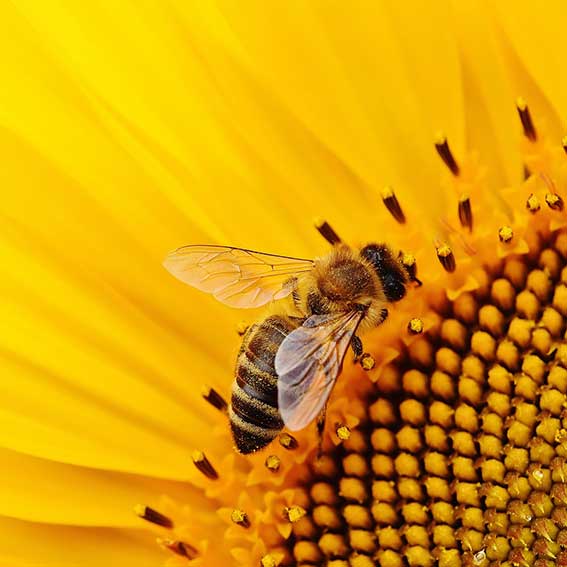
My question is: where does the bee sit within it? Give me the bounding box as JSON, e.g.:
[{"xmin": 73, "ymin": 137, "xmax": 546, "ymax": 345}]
[{"xmin": 164, "ymin": 243, "xmax": 416, "ymax": 453}]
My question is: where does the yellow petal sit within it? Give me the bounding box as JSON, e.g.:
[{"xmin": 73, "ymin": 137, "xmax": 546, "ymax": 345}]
[
  {"xmin": 0, "ymin": 516, "xmax": 163, "ymax": 567},
  {"xmin": 0, "ymin": 447, "xmax": 213, "ymax": 527},
  {"xmin": 173, "ymin": 0, "xmax": 464, "ymax": 223},
  {"xmin": 490, "ymin": 0, "xmax": 564, "ymax": 140},
  {"xmin": 451, "ymin": 0, "xmax": 523, "ymax": 186}
]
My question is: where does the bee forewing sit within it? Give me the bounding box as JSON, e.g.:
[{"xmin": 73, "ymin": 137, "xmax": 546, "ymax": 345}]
[
  {"xmin": 163, "ymin": 244, "xmax": 314, "ymax": 308},
  {"xmin": 275, "ymin": 310, "xmax": 365, "ymax": 431}
]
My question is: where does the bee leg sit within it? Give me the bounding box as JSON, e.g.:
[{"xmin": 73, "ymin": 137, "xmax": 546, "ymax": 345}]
[
  {"xmin": 316, "ymin": 406, "xmax": 327, "ymax": 458},
  {"xmin": 379, "ymin": 308, "xmax": 389, "ymax": 323},
  {"xmin": 351, "ymin": 335, "xmax": 363, "ymax": 359},
  {"xmin": 412, "ymin": 276, "xmax": 423, "ymax": 287}
]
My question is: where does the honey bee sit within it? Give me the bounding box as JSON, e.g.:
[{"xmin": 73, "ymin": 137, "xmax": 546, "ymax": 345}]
[{"xmin": 164, "ymin": 243, "xmax": 415, "ymax": 453}]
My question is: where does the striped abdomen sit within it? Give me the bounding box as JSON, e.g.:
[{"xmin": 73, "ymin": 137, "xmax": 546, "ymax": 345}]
[{"xmin": 230, "ymin": 315, "xmax": 303, "ymax": 454}]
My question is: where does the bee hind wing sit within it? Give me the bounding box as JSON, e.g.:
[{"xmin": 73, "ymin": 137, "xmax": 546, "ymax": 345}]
[
  {"xmin": 163, "ymin": 244, "xmax": 314, "ymax": 308},
  {"xmin": 275, "ymin": 310, "xmax": 365, "ymax": 431}
]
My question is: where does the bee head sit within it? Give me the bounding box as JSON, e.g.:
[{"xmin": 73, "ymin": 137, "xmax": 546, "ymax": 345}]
[{"xmin": 360, "ymin": 243, "xmax": 407, "ymax": 302}]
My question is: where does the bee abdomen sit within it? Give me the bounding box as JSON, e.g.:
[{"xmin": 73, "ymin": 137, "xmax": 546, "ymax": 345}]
[
  {"xmin": 230, "ymin": 315, "xmax": 301, "ymax": 454},
  {"xmin": 229, "ymin": 407, "xmax": 283, "ymax": 455},
  {"xmin": 231, "ymin": 382, "xmax": 283, "ymax": 429}
]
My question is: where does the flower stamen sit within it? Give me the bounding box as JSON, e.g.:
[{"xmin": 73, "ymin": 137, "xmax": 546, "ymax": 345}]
[
  {"xmin": 545, "ymin": 193, "xmax": 564, "ymax": 211},
  {"xmin": 134, "ymin": 505, "xmax": 173, "ymax": 528},
  {"xmin": 278, "ymin": 432, "xmax": 298, "ymax": 450},
  {"xmin": 526, "ymin": 193, "xmax": 541, "ymax": 213},
  {"xmin": 157, "ymin": 538, "xmax": 198, "ymax": 559},
  {"xmin": 498, "ymin": 226, "xmax": 514, "ymax": 243},
  {"xmin": 435, "ymin": 134, "xmax": 460, "ymax": 176},
  {"xmin": 436, "ymin": 243, "xmax": 456, "ymax": 272},
  {"xmin": 265, "ymin": 454, "xmax": 281, "ymax": 472},
  {"xmin": 230, "ymin": 508, "xmax": 251, "ymax": 528},
  {"xmin": 336, "ymin": 424, "xmax": 351, "ymax": 441},
  {"xmin": 260, "ymin": 554, "xmax": 279, "ymax": 567},
  {"xmin": 314, "ymin": 218, "xmax": 342, "ymax": 245},
  {"xmin": 191, "ymin": 450, "xmax": 219, "ymax": 480},
  {"xmin": 381, "ymin": 186, "xmax": 406, "ymax": 224},
  {"xmin": 401, "ymin": 252, "xmax": 423, "ymax": 286},
  {"xmin": 284, "ymin": 505, "xmax": 307, "ymax": 523},
  {"xmin": 458, "ymin": 194, "xmax": 473, "ymax": 231},
  {"xmin": 360, "ymin": 352, "xmax": 375, "ymax": 370},
  {"xmin": 408, "ymin": 317, "xmax": 424, "ymax": 334},
  {"xmin": 516, "ymin": 97, "xmax": 537, "ymax": 141},
  {"xmin": 201, "ymin": 386, "xmax": 228, "ymax": 413}
]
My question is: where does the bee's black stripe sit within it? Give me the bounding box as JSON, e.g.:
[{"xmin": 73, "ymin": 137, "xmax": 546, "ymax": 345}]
[
  {"xmin": 229, "ymin": 408, "xmax": 280, "ymax": 454},
  {"xmin": 235, "ymin": 367, "xmax": 277, "ymax": 407},
  {"xmin": 231, "ymin": 382, "xmax": 284, "ymax": 429}
]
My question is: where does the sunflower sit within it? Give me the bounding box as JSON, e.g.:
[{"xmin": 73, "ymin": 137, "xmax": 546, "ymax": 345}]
[{"xmin": 2, "ymin": 1, "xmax": 567, "ymax": 566}]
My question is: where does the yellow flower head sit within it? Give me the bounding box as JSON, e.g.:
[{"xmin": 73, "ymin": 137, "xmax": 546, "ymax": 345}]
[{"xmin": 3, "ymin": 2, "xmax": 567, "ymax": 567}]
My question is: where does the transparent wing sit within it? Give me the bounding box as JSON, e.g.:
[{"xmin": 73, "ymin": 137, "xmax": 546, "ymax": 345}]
[
  {"xmin": 275, "ymin": 310, "xmax": 365, "ymax": 431},
  {"xmin": 163, "ymin": 245, "xmax": 314, "ymax": 308}
]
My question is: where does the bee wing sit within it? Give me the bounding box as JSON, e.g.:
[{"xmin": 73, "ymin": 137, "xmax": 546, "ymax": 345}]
[
  {"xmin": 163, "ymin": 245, "xmax": 314, "ymax": 308},
  {"xmin": 275, "ymin": 309, "xmax": 365, "ymax": 431}
]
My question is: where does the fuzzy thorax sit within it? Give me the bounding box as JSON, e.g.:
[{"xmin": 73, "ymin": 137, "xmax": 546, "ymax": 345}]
[{"xmin": 297, "ymin": 246, "xmax": 388, "ymax": 332}]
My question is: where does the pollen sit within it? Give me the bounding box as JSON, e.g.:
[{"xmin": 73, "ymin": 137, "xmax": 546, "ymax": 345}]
[
  {"xmin": 526, "ymin": 193, "xmax": 541, "ymax": 213},
  {"xmin": 545, "ymin": 192, "xmax": 564, "ymax": 211},
  {"xmin": 285, "ymin": 505, "xmax": 307, "ymax": 523},
  {"xmin": 336, "ymin": 424, "xmax": 351, "ymax": 441},
  {"xmin": 498, "ymin": 226, "xmax": 514, "ymax": 243},
  {"xmin": 279, "ymin": 432, "xmax": 299, "ymax": 450},
  {"xmin": 265, "ymin": 454, "xmax": 281, "ymax": 472},
  {"xmin": 230, "ymin": 508, "xmax": 251, "ymax": 528},
  {"xmin": 260, "ymin": 554, "xmax": 279, "ymax": 567},
  {"xmin": 408, "ymin": 317, "xmax": 424, "ymax": 334},
  {"xmin": 360, "ymin": 353, "xmax": 375, "ymax": 371}
]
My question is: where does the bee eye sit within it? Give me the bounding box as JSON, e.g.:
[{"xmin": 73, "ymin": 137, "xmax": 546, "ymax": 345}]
[{"xmin": 383, "ymin": 279, "xmax": 406, "ymax": 302}]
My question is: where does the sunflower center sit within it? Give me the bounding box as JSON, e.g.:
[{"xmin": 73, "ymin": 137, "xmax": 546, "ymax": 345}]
[{"xmin": 283, "ymin": 231, "xmax": 567, "ymax": 567}]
